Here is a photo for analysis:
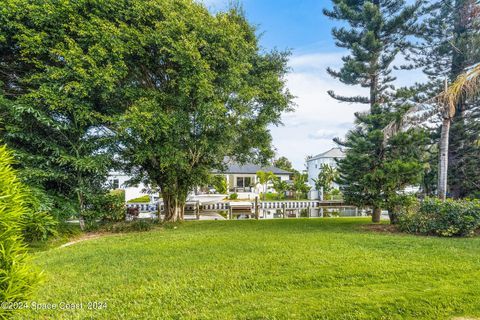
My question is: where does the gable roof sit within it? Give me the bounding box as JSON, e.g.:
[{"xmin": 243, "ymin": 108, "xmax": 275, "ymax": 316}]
[
  {"xmin": 221, "ymin": 162, "xmax": 292, "ymax": 175},
  {"xmin": 308, "ymin": 148, "xmax": 345, "ymax": 162}
]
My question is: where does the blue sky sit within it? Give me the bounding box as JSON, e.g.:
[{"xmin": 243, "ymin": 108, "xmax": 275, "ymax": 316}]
[{"xmin": 201, "ymin": 0, "xmax": 421, "ymax": 170}]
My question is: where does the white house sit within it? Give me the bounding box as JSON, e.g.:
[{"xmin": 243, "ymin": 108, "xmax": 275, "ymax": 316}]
[
  {"xmin": 306, "ymin": 148, "xmax": 345, "ymax": 199},
  {"xmin": 107, "ymin": 171, "xmax": 147, "ymax": 201},
  {"xmin": 220, "ymin": 161, "xmax": 291, "ymax": 194},
  {"xmin": 108, "ymin": 162, "xmax": 292, "ymax": 201}
]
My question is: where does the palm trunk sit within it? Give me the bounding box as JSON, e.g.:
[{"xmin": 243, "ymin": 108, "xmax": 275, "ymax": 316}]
[
  {"xmin": 372, "ymin": 206, "xmax": 381, "ymax": 223},
  {"xmin": 438, "ymin": 117, "xmax": 451, "ymax": 201}
]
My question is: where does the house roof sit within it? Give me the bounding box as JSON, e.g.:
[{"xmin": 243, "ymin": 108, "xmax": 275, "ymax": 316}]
[
  {"xmin": 308, "ymin": 148, "xmax": 345, "ymax": 162},
  {"xmin": 221, "ymin": 162, "xmax": 292, "ymax": 175}
]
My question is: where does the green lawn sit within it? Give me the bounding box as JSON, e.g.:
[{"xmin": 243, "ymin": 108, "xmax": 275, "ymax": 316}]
[{"xmin": 17, "ymin": 218, "xmax": 480, "ymax": 319}]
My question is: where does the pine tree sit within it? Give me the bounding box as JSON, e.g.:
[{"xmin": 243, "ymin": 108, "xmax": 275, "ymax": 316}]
[
  {"xmin": 324, "ymin": 0, "xmax": 424, "ymax": 222},
  {"xmin": 410, "ymin": 0, "xmax": 480, "ymax": 198}
]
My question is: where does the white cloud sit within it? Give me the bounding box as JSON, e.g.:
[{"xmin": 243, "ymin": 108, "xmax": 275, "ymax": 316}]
[
  {"xmin": 270, "ymin": 51, "xmax": 368, "ymax": 170},
  {"xmin": 308, "ymin": 129, "xmax": 339, "ymax": 140},
  {"xmin": 270, "ymin": 51, "xmax": 426, "ymax": 170}
]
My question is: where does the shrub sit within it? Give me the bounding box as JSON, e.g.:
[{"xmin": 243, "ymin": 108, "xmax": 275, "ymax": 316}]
[
  {"xmin": 127, "ymin": 195, "xmax": 151, "ymax": 203},
  {"xmin": 84, "ymin": 192, "xmax": 126, "ymax": 227},
  {"xmin": 228, "ymin": 193, "xmax": 238, "ymax": 200},
  {"xmin": 100, "ymin": 220, "xmax": 157, "ymax": 233},
  {"xmin": 262, "ymin": 192, "xmax": 280, "ymax": 201},
  {"xmin": 27, "ymin": 186, "xmax": 77, "ymax": 222},
  {"xmin": 0, "ymin": 145, "xmax": 40, "ymax": 317},
  {"xmin": 386, "ymin": 194, "xmax": 418, "ymax": 225},
  {"xmin": 22, "ymin": 211, "xmax": 58, "ymax": 242},
  {"xmin": 398, "ymin": 197, "xmax": 480, "ymax": 237},
  {"xmin": 210, "ymin": 175, "xmax": 228, "ymax": 194},
  {"xmin": 217, "ymin": 210, "xmax": 229, "ymax": 219},
  {"xmin": 467, "ymin": 191, "xmax": 480, "ymax": 200}
]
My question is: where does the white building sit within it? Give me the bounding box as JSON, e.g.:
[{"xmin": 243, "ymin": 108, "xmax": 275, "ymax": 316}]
[
  {"xmin": 221, "ymin": 162, "xmax": 291, "ymax": 195},
  {"xmin": 108, "ymin": 162, "xmax": 292, "ymax": 202},
  {"xmin": 306, "ymin": 148, "xmax": 345, "ymax": 199}
]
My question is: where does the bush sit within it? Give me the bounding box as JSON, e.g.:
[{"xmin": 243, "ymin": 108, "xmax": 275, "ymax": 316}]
[
  {"xmin": 467, "ymin": 191, "xmax": 480, "ymax": 200},
  {"xmin": 27, "ymin": 186, "xmax": 78, "ymax": 222},
  {"xmin": 210, "ymin": 175, "xmax": 228, "ymax": 194},
  {"xmin": 84, "ymin": 192, "xmax": 126, "ymax": 227},
  {"xmin": 127, "ymin": 195, "xmax": 151, "ymax": 203},
  {"xmin": 228, "ymin": 193, "xmax": 238, "ymax": 200},
  {"xmin": 100, "ymin": 220, "xmax": 157, "ymax": 233},
  {"xmin": 398, "ymin": 197, "xmax": 480, "ymax": 237},
  {"xmin": 23, "ymin": 211, "xmax": 58, "ymax": 242},
  {"xmin": 262, "ymin": 192, "xmax": 280, "ymax": 201},
  {"xmin": 386, "ymin": 194, "xmax": 418, "ymax": 225},
  {"xmin": 0, "ymin": 145, "xmax": 40, "ymax": 317}
]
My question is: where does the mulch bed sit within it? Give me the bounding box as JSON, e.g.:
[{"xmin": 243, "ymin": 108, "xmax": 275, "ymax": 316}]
[{"xmin": 360, "ymin": 223, "xmax": 402, "ymax": 234}]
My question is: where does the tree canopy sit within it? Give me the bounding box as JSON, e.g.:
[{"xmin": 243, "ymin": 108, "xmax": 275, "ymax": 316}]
[
  {"xmin": 116, "ymin": 1, "xmax": 294, "ymax": 221},
  {"xmin": 0, "ymin": 0, "xmax": 130, "ymax": 225}
]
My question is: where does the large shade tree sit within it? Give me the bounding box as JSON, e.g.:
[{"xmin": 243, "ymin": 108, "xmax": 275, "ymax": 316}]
[
  {"xmin": 0, "ymin": 0, "xmax": 130, "ymax": 226},
  {"xmin": 117, "ymin": 1, "xmax": 293, "ymax": 222}
]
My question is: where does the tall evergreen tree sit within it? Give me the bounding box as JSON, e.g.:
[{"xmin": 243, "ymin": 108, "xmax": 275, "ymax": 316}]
[
  {"xmin": 324, "ymin": 0, "xmax": 424, "ymax": 222},
  {"xmin": 409, "ymin": 0, "xmax": 480, "ymax": 198}
]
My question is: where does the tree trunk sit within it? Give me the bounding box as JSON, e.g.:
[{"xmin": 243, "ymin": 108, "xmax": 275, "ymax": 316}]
[
  {"xmin": 157, "ymin": 192, "xmax": 162, "ymax": 219},
  {"xmin": 372, "ymin": 206, "xmax": 381, "ymax": 223},
  {"xmin": 162, "ymin": 192, "xmax": 184, "ymax": 222},
  {"xmin": 77, "ymin": 190, "xmax": 86, "ymax": 230},
  {"xmin": 438, "ymin": 117, "xmax": 451, "ymax": 201},
  {"xmin": 388, "ymin": 211, "xmax": 399, "ymax": 225}
]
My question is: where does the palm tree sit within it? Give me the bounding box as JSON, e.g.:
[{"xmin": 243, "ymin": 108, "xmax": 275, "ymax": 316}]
[
  {"xmin": 291, "ymin": 172, "xmax": 310, "ymax": 200},
  {"xmin": 437, "ymin": 64, "xmax": 480, "ymax": 200},
  {"xmin": 272, "ymin": 176, "xmax": 289, "ymax": 200},
  {"xmin": 312, "ymin": 164, "xmax": 339, "ymax": 200},
  {"xmin": 383, "ymin": 64, "xmax": 480, "ymax": 200},
  {"xmin": 256, "ymin": 171, "xmax": 275, "ymax": 201}
]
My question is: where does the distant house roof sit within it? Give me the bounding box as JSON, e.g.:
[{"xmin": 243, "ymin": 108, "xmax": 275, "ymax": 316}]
[
  {"xmin": 221, "ymin": 162, "xmax": 292, "ymax": 175},
  {"xmin": 308, "ymin": 148, "xmax": 345, "ymax": 162}
]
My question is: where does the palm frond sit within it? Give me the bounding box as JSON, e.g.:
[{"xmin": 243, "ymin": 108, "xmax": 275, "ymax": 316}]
[{"xmin": 438, "ymin": 63, "xmax": 480, "ymax": 116}]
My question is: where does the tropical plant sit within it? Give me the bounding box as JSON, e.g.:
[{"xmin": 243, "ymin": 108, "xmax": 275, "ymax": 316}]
[
  {"xmin": 210, "ymin": 175, "xmax": 228, "ymax": 194},
  {"xmin": 291, "ymin": 173, "xmax": 311, "ymax": 200},
  {"xmin": 0, "ymin": 145, "xmax": 40, "ymax": 318},
  {"xmin": 312, "ymin": 164, "xmax": 339, "ymax": 198},
  {"xmin": 441, "ymin": 64, "xmax": 480, "ymax": 109},
  {"xmin": 271, "ymin": 176, "xmax": 289, "ymax": 200},
  {"xmin": 256, "ymin": 171, "xmax": 276, "ymax": 200},
  {"xmin": 22, "ymin": 211, "xmax": 58, "ymax": 243}
]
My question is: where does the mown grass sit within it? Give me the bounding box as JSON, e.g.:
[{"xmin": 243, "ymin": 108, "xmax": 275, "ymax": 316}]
[{"xmin": 16, "ymin": 218, "xmax": 480, "ymax": 319}]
